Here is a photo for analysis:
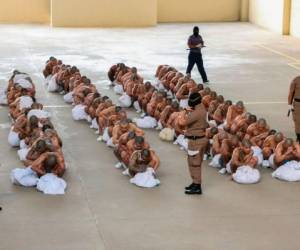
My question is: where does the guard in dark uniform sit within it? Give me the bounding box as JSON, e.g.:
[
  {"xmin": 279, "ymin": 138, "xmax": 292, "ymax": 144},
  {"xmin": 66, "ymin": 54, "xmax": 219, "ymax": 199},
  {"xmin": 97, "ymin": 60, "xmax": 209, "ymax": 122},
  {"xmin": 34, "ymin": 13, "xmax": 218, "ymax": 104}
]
[
  {"xmin": 185, "ymin": 93, "xmax": 209, "ymax": 195},
  {"xmin": 186, "ymin": 26, "xmax": 209, "ymax": 84},
  {"xmin": 288, "ymin": 75, "xmax": 300, "ymax": 143}
]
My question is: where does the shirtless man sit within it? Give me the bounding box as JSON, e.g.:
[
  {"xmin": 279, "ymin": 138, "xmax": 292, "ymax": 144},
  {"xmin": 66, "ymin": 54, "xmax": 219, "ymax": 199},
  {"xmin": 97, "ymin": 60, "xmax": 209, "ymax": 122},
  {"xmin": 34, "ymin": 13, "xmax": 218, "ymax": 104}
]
[
  {"xmin": 174, "ymin": 74, "xmax": 191, "ymax": 94},
  {"xmin": 108, "ymin": 63, "xmax": 120, "ymax": 82},
  {"xmin": 123, "ymin": 67, "xmax": 143, "ymax": 86},
  {"xmin": 84, "ymin": 92, "xmax": 101, "ymax": 108},
  {"xmin": 161, "ymin": 68, "xmax": 177, "ymax": 90},
  {"xmin": 63, "ymin": 66, "xmax": 78, "ymax": 92},
  {"xmin": 128, "ymin": 149, "xmax": 160, "ymax": 176},
  {"xmin": 176, "ymin": 79, "xmax": 197, "ymax": 108},
  {"xmin": 202, "ymin": 91, "xmax": 217, "ymax": 110},
  {"xmin": 121, "ymin": 136, "xmax": 150, "ymax": 167},
  {"xmin": 230, "ymin": 139, "xmax": 258, "ymax": 174},
  {"xmin": 24, "ymin": 139, "xmax": 51, "ymax": 166},
  {"xmin": 114, "ymin": 131, "xmax": 136, "ymax": 168},
  {"xmin": 9, "ymin": 109, "xmax": 29, "ymax": 144},
  {"xmin": 230, "ymin": 112, "xmax": 251, "ymax": 133},
  {"xmin": 262, "ymin": 132, "xmax": 284, "ymax": 167},
  {"xmin": 86, "ymin": 97, "xmax": 102, "ymax": 122},
  {"xmin": 208, "ymin": 95, "xmax": 224, "ymax": 120},
  {"xmin": 138, "ymin": 82, "xmax": 155, "ymax": 113},
  {"xmin": 95, "ymin": 98, "xmax": 113, "ymax": 135},
  {"xmin": 115, "ymin": 63, "xmax": 130, "ymax": 84},
  {"xmin": 212, "ymin": 100, "xmax": 232, "ymax": 126},
  {"xmin": 146, "ymin": 91, "xmax": 166, "ymax": 118},
  {"xmin": 171, "ymin": 110, "xmax": 188, "ymax": 136},
  {"xmin": 7, "ymin": 84, "xmax": 24, "ymax": 106},
  {"xmin": 105, "ymin": 110, "xmax": 127, "ymax": 138},
  {"xmin": 274, "ymin": 138, "xmax": 300, "ymax": 168},
  {"xmin": 124, "ymin": 69, "xmax": 144, "ymax": 99},
  {"xmin": 155, "ymin": 65, "xmax": 168, "ymax": 78},
  {"xmin": 24, "ymin": 115, "xmax": 43, "ymax": 146},
  {"xmin": 153, "ymin": 94, "xmax": 169, "ymax": 121},
  {"xmin": 68, "ymin": 72, "xmax": 82, "ymax": 92},
  {"xmin": 205, "ymin": 127, "xmax": 220, "ymax": 158},
  {"xmin": 97, "ymin": 106, "xmax": 121, "ymax": 134},
  {"xmin": 219, "ymin": 135, "xmax": 240, "ymax": 173},
  {"xmin": 156, "ymin": 65, "xmax": 172, "ymax": 81},
  {"xmin": 158, "ymin": 101, "xmax": 180, "ymax": 129},
  {"xmin": 43, "ymin": 57, "xmax": 58, "ymax": 78},
  {"xmin": 31, "ymin": 152, "xmax": 65, "ymax": 177},
  {"xmin": 199, "ymin": 87, "xmax": 211, "ymax": 98},
  {"xmin": 169, "ymin": 72, "xmax": 184, "ymax": 93},
  {"xmin": 211, "ymin": 130, "xmax": 228, "ymax": 156},
  {"xmin": 245, "ymin": 118, "xmax": 270, "ymax": 147},
  {"xmin": 225, "ymin": 101, "xmax": 245, "ymax": 129},
  {"xmin": 112, "ymin": 119, "xmax": 144, "ymax": 145},
  {"xmin": 9, "ymin": 92, "xmax": 33, "ymax": 120}
]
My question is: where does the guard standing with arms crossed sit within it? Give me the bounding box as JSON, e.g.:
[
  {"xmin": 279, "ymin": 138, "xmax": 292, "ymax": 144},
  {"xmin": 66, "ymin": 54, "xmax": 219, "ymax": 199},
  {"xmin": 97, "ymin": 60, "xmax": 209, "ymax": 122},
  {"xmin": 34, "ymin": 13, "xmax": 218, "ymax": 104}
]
[
  {"xmin": 288, "ymin": 75, "xmax": 300, "ymax": 143},
  {"xmin": 184, "ymin": 92, "xmax": 209, "ymax": 195}
]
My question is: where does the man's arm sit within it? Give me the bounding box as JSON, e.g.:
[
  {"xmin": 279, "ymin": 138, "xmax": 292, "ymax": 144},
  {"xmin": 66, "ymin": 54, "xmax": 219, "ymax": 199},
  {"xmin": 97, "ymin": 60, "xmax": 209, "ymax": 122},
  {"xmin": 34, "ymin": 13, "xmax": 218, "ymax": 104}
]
[
  {"xmin": 53, "ymin": 152, "xmax": 65, "ymax": 177},
  {"xmin": 293, "ymin": 143, "xmax": 300, "ymax": 159},
  {"xmin": 31, "ymin": 153, "xmax": 47, "ymax": 176},
  {"xmin": 274, "ymin": 144, "xmax": 286, "ymax": 164},
  {"xmin": 128, "ymin": 151, "xmax": 138, "ymax": 171},
  {"xmin": 176, "ymin": 85, "xmax": 188, "ymax": 100},
  {"xmin": 187, "ymin": 36, "xmax": 204, "ymax": 49},
  {"xmin": 150, "ymin": 150, "xmax": 160, "ymax": 170},
  {"xmin": 288, "ymin": 80, "xmax": 296, "ymax": 105},
  {"xmin": 132, "ymin": 125, "xmax": 145, "ymax": 137},
  {"xmin": 112, "ymin": 126, "xmax": 119, "ymax": 145}
]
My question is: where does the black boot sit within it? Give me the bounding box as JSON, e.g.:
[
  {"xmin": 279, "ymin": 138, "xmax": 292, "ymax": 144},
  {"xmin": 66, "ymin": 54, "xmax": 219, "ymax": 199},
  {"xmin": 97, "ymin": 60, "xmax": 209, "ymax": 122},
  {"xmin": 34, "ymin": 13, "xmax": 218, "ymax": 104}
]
[
  {"xmin": 185, "ymin": 184, "xmax": 202, "ymax": 195},
  {"xmin": 297, "ymin": 134, "xmax": 300, "ymax": 144},
  {"xmin": 185, "ymin": 183, "xmax": 196, "ymax": 190}
]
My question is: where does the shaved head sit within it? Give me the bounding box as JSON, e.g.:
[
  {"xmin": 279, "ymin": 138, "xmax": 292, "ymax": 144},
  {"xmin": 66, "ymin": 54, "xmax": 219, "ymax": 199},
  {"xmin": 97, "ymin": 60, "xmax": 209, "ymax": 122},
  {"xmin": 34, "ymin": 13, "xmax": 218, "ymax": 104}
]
[
  {"xmin": 44, "ymin": 155, "xmax": 57, "ymax": 173},
  {"xmin": 274, "ymin": 132, "xmax": 284, "ymax": 142}
]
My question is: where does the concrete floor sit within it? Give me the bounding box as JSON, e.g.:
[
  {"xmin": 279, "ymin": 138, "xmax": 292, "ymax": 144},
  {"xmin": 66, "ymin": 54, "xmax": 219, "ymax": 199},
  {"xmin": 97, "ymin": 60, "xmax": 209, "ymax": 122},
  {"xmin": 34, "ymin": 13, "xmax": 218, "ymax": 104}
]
[{"xmin": 0, "ymin": 23, "xmax": 300, "ymax": 250}]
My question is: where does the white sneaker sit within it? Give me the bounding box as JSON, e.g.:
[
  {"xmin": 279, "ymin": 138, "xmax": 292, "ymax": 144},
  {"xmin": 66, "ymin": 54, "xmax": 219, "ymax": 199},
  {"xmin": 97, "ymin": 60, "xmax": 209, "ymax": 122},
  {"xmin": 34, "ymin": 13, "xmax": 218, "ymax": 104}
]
[
  {"xmin": 122, "ymin": 169, "xmax": 130, "ymax": 176},
  {"xmin": 141, "ymin": 113, "xmax": 146, "ymax": 118},
  {"xmin": 97, "ymin": 136, "xmax": 103, "ymax": 142},
  {"xmin": 262, "ymin": 160, "xmax": 270, "ymax": 168},
  {"xmin": 115, "ymin": 162, "xmax": 123, "ymax": 169},
  {"xmin": 203, "ymin": 154, "xmax": 208, "ymax": 161},
  {"xmin": 95, "ymin": 131, "xmax": 99, "ymax": 135},
  {"xmin": 219, "ymin": 168, "xmax": 227, "ymax": 175}
]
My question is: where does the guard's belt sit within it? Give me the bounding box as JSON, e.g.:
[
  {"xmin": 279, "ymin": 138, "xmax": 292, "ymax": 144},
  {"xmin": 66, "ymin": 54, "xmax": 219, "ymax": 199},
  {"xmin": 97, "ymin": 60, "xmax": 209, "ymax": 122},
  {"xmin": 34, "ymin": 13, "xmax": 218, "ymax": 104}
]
[
  {"xmin": 185, "ymin": 135, "xmax": 205, "ymax": 140},
  {"xmin": 294, "ymin": 98, "xmax": 300, "ymax": 102}
]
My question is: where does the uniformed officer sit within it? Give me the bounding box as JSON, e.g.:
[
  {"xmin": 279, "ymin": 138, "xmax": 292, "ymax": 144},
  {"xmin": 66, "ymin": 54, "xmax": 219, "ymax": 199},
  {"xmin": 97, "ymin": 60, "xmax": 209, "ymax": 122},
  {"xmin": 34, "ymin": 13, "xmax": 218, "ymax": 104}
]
[
  {"xmin": 184, "ymin": 92, "xmax": 209, "ymax": 195},
  {"xmin": 288, "ymin": 75, "xmax": 300, "ymax": 143},
  {"xmin": 186, "ymin": 26, "xmax": 209, "ymax": 84}
]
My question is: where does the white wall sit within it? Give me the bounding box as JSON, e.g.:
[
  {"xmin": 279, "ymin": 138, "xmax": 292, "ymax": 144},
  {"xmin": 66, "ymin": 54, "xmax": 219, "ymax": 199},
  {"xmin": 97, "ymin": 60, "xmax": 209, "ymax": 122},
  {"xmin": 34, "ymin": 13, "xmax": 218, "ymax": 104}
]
[
  {"xmin": 290, "ymin": 0, "xmax": 300, "ymax": 37},
  {"xmin": 249, "ymin": 0, "xmax": 285, "ymax": 34}
]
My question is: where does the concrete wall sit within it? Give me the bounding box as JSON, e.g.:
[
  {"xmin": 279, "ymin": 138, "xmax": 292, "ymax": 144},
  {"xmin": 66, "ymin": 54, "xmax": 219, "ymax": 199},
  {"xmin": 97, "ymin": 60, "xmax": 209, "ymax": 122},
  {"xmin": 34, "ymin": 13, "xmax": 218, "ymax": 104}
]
[
  {"xmin": 249, "ymin": 0, "xmax": 285, "ymax": 34},
  {"xmin": 51, "ymin": 0, "xmax": 157, "ymax": 27},
  {"xmin": 290, "ymin": 0, "xmax": 300, "ymax": 37},
  {"xmin": 0, "ymin": 0, "xmax": 50, "ymax": 24},
  {"xmin": 157, "ymin": 0, "xmax": 242, "ymax": 22}
]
